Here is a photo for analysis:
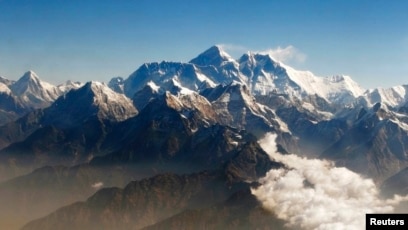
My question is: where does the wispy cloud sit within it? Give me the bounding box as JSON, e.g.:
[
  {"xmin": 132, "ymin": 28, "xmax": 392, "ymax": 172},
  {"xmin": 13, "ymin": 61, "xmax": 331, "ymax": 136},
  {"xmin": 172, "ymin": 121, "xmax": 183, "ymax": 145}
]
[
  {"xmin": 252, "ymin": 133, "xmax": 408, "ymax": 230},
  {"xmin": 258, "ymin": 46, "xmax": 306, "ymax": 63},
  {"xmin": 217, "ymin": 43, "xmax": 306, "ymax": 64},
  {"xmin": 91, "ymin": 181, "xmax": 104, "ymax": 189},
  {"xmin": 217, "ymin": 43, "xmax": 248, "ymax": 53}
]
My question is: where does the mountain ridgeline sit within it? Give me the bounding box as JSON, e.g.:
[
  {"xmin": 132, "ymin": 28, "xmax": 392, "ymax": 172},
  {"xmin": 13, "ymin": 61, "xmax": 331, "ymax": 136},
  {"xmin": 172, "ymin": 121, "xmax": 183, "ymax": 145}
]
[{"xmin": 0, "ymin": 45, "xmax": 407, "ymax": 229}]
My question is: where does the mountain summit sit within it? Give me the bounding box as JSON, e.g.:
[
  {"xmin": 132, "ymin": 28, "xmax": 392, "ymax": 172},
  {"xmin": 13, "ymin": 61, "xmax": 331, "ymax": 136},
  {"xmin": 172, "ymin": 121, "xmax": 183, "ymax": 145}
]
[
  {"xmin": 9, "ymin": 71, "xmax": 59, "ymax": 107},
  {"xmin": 122, "ymin": 46, "xmax": 367, "ymax": 107},
  {"xmin": 46, "ymin": 81, "xmax": 138, "ymax": 127},
  {"xmin": 189, "ymin": 45, "xmax": 235, "ymax": 67}
]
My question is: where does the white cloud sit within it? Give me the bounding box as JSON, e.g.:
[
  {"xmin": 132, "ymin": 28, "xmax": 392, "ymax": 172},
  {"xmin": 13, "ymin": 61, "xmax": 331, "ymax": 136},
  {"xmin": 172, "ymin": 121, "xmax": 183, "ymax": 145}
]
[
  {"xmin": 91, "ymin": 181, "xmax": 104, "ymax": 189},
  {"xmin": 252, "ymin": 133, "xmax": 408, "ymax": 230},
  {"xmin": 217, "ymin": 43, "xmax": 306, "ymax": 64},
  {"xmin": 259, "ymin": 46, "xmax": 306, "ymax": 63},
  {"xmin": 217, "ymin": 43, "xmax": 248, "ymax": 53}
]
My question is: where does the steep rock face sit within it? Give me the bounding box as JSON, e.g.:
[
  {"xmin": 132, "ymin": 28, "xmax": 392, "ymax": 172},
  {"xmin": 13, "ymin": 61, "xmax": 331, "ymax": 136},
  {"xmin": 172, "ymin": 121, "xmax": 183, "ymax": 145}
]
[
  {"xmin": 94, "ymin": 87, "xmax": 283, "ymax": 175},
  {"xmin": 123, "ymin": 62, "xmax": 217, "ymax": 98},
  {"xmin": 361, "ymin": 85, "xmax": 408, "ymax": 107},
  {"xmin": 189, "ymin": 45, "xmax": 235, "ymax": 67},
  {"xmin": 9, "ymin": 71, "xmax": 59, "ymax": 108},
  {"xmin": 0, "ymin": 76, "xmax": 14, "ymax": 86},
  {"xmin": 0, "ymin": 91, "xmax": 26, "ymax": 125},
  {"xmin": 239, "ymin": 53, "xmax": 364, "ymax": 104},
  {"xmin": 9, "ymin": 71, "xmax": 81, "ymax": 109},
  {"xmin": 202, "ymin": 82, "xmax": 281, "ymax": 137},
  {"xmin": 0, "ymin": 72, "xmax": 82, "ymax": 125},
  {"xmin": 21, "ymin": 172, "xmax": 232, "ymax": 230},
  {"xmin": 238, "ymin": 53, "xmax": 297, "ymax": 96},
  {"xmin": 0, "ymin": 82, "xmax": 138, "ymax": 180},
  {"xmin": 274, "ymin": 105, "xmax": 348, "ymax": 157},
  {"xmin": 381, "ymin": 167, "xmax": 408, "ymax": 197},
  {"xmin": 44, "ymin": 81, "xmax": 137, "ymax": 127},
  {"xmin": 0, "ymin": 91, "xmax": 26, "ymax": 114},
  {"xmin": 142, "ymin": 189, "xmax": 286, "ymax": 230},
  {"xmin": 0, "ymin": 81, "xmax": 137, "ymax": 149},
  {"xmin": 322, "ymin": 103, "xmax": 408, "ymax": 182},
  {"xmin": 21, "ymin": 143, "xmax": 281, "ymax": 230},
  {"xmin": 108, "ymin": 76, "xmax": 125, "ymax": 94},
  {"xmin": 132, "ymin": 82, "xmax": 162, "ymax": 111},
  {"xmin": 96, "ymin": 117, "xmax": 244, "ymax": 173},
  {"xmin": 0, "ymin": 76, "xmax": 40, "ymax": 125}
]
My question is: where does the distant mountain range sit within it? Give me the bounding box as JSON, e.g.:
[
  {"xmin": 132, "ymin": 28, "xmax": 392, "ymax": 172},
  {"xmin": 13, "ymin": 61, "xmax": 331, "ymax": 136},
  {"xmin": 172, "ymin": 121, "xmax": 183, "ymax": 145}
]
[{"xmin": 0, "ymin": 45, "xmax": 407, "ymax": 229}]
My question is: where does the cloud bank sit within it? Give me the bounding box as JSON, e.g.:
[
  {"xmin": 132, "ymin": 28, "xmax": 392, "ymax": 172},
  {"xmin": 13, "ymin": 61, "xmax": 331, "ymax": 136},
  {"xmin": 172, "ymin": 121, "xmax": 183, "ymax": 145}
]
[{"xmin": 252, "ymin": 133, "xmax": 408, "ymax": 230}]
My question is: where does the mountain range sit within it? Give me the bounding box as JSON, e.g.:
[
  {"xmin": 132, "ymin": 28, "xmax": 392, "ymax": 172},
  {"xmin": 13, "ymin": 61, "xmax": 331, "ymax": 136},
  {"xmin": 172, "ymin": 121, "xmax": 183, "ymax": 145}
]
[{"xmin": 0, "ymin": 45, "xmax": 407, "ymax": 229}]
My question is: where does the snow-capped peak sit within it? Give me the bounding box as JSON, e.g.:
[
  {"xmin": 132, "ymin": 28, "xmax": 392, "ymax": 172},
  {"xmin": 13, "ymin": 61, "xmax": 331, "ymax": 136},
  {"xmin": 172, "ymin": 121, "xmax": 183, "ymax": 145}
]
[
  {"xmin": 20, "ymin": 70, "xmax": 40, "ymax": 81},
  {"xmin": 189, "ymin": 45, "xmax": 235, "ymax": 67},
  {"xmin": 0, "ymin": 82, "xmax": 11, "ymax": 94},
  {"xmin": 8, "ymin": 71, "xmax": 62, "ymax": 108},
  {"xmin": 362, "ymin": 85, "xmax": 408, "ymax": 107},
  {"xmin": 84, "ymin": 81, "xmax": 128, "ymax": 103},
  {"xmin": 56, "ymin": 80, "xmax": 83, "ymax": 94},
  {"xmin": 0, "ymin": 76, "xmax": 14, "ymax": 86},
  {"xmin": 53, "ymin": 81, "xmax": 138, "ymax": 122},
  {"xmin": 11, "ymin": 71, "xmax": 43, "ymax": 95},
  {"xmin": 286, "ymin": 66, "xmax": 364, "ymax": 103}
]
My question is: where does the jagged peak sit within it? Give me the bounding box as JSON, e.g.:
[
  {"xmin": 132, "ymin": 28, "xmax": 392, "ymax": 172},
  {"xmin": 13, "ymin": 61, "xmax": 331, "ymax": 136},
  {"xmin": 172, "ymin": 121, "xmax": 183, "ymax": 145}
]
[
  {"xmin": 10, "ymin": 70, "xmax": 58, "ymax": 100},
  {"xmin": 239, "ymin": 52, "xmax": 281, "ymax": 71},
  {"xmin": 15, "ymin": 70, "xmax": 42, "ymax": 87},
  {"xmin": 53, "ymin": 80, "xmax": 138, "ymax": 122},
  {"xmin": 189, "ymin": 45, "xmax": 235, "ymax": 67},
  {"xmin": 163, "ymin": 91, "xmax": 184, "ymax": 111},
  {"xmin": 329, "ymin": 75, "xmax": 346, "ymax": 82},
  {"xmin": 80, "ymin": 81, "xmax": 122, "ymax": 99},
  {"xmin": 0, "ymin": 75, "xmax": 15, "ymax": 86},
  {"xmin": 85, "ymin": 80, "xmax": 107, "ymax": 88},
  {"xmin": 108, "ymin": 76, "xmax": 124, "ymax": 84}
]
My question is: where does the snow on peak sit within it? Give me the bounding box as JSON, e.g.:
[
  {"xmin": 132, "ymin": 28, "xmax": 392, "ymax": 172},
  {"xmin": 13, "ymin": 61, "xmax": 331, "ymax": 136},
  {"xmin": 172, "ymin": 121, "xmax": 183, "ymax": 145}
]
[
  {"xmin": 56, "ymin": 80, "xmax": 83, "ymax": 93},
  {"xmin": 363, "ymin": 85, "xmax": 408, "ymax": 107},
  {"xmin": 171, "ymin": 78, "xmax": 195, "ymax": 95},
  {"xmin": 9, "ymin": 71, "xmax": 61, "ymax": 107},
  {"xmin": 266, "ymin": 62, "xmax": 365, "ymax": 104},
  {"xmin": 147, "ymin": 80, "xmax": 160, "ymax": 93},
  {"xmin": 123, "ymin": 46, "xmax": 408, "ymax": 108},
  {"xmin": 0, "ymin": 76, "xmax": 15, "ymax": 88},
  {"xmin": 164, "ymin": 91, "xmax": 185, "ymax": 110},
  {"xmin": 75, "ymin": 81, "xmax": 138, "ymax": 121},
  {"xmin": 230, "ymin": 80, "xmax": 244, "ymax": 86},
  {"xmin": 189, "ymin": 45, "xmax": 235, "ymax": 67},
  {"xmin": 0, "ymin": 82, "xmax": 11, "ymax": 94},
  {"xmin": 20, "ymin": 70, "xmax": 40, "ymax": 82},
  {"xmin": 238, "ymin": 51, "xmax": 367, "ymax": 104}
]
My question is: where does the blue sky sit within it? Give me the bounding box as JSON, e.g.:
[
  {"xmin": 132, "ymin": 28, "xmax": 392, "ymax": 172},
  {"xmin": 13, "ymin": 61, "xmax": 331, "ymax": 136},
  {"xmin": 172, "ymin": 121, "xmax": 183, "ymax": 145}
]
[{"xmin": 0, "ymin": 0, "xmax": 408, "ymax": 89}]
